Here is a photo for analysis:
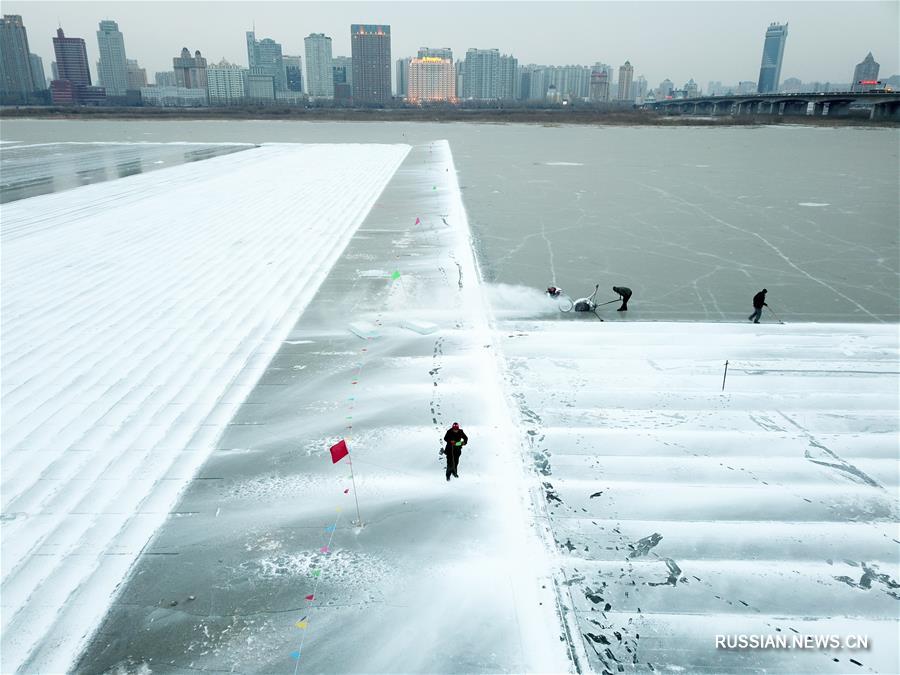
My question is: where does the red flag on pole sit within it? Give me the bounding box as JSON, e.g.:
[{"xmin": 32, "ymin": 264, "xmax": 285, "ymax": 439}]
[{"xmin": 329, "ymin": 439, "xmax": 349, "ymax": 464}]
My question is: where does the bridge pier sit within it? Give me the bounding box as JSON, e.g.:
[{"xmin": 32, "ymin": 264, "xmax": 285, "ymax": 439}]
[
  {"xmin": 813, "ymin": 101, "xmax": 828, "ymax": 116},
  {"xmin": 781, "ymin": 100, "xmax": 809, "ymax": 116},
  {"xmin": 713, "ymin": 101, "xmax": 733, "ymax": 116},
  {"xmin": 870, "ymin": 101, "xmax": 900, "ymax": 121},
  {"xmin": 826, "ymin": 101, "xmax": 851, "ymax": 117}
]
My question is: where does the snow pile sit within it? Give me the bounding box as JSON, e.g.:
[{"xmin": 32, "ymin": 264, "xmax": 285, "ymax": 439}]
[{"xmin": 0, "ymin": 142, "xmax": 409, "ymax": 673}]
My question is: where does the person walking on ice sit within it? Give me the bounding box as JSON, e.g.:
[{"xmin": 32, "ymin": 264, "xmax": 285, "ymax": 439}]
[
  {"xmin": 613, "ymin": 286, "xmax": 633, "ymax": 312},
  {"xmin": 442, "ymin": 422, "xmax": 468, "ymax": 481},
  {"xmin": 749, "ymin": 288, "xmax": 768, "ymax": 324}
]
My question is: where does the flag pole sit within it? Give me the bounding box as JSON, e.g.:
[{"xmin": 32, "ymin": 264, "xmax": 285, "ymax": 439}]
[{"xmin": 347, "ymin": 452, "xmax": 362, "ymax": 526}]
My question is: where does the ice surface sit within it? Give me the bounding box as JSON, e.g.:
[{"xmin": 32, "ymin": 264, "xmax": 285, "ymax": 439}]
[
  {"xmin": 0, "ymin": 143, "xmax": 409, "ymax": 673},
  {"xmin": 2, "ymin": 134, "xmax": 897, "ymax": 675}
]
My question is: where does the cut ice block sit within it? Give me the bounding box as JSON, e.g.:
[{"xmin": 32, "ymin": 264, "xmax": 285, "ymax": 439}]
[
  {"xmin": 348, "ymin": 321, "xmax": 379, "ymax": 339},
  {"xmin": 400, "ymin": 319, "xmax": 438, "ymax": 335}
]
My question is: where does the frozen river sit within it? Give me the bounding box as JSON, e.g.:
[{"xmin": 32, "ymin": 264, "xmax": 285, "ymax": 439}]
[
  {"xmin": 1, "ymin": 125, "xmax": 897, "ymax": 674},
  {"xmin": 2, "ymin": 120, "xmax": 898, "ymax": 322}
]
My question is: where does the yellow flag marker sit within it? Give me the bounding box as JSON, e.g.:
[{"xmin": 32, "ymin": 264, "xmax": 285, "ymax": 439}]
[{"xmin": 295, "ymin": 620, "xmax": 309, "ymax": 629}]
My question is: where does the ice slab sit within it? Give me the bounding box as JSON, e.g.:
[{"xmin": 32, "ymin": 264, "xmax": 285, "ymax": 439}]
[{"xmin": 400, "ymin": 318, "xmax": 439, "ymax": 335}]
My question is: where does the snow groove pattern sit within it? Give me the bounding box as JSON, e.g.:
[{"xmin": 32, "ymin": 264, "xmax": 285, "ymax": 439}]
[{"xmin": 0, "ymin": 142, "xmax": 409, "ymax": 673}]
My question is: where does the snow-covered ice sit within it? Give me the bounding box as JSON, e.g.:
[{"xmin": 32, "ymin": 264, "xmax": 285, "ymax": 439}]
[{"xmin": 1, "ymin": 143, "xmax": 408, "ymax": 672}]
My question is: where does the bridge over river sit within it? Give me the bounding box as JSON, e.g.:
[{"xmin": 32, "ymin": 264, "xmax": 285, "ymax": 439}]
[{"xmin": 646, "ymin": 91, "xmax": 900, "ymax": 120}]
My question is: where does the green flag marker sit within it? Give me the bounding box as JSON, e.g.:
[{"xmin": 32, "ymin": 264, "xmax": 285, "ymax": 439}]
[
  {"xmin": 310, "ymin": 569, "xmax": 320, "ymax": 577},
  {"xmin": 391, "ymin": 271, "xmax": 401, "ymax": 280}
]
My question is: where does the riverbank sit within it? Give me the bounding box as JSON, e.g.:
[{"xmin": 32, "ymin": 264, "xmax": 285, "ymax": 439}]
[{"xmin": 1, "ymin": 105, "xmax": 895, "ymax": 127}]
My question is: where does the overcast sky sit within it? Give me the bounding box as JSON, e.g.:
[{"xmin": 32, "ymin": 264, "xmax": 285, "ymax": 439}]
[{"xmin": 7, "ymin": 1, "xmax": 899, "ymax": 89}]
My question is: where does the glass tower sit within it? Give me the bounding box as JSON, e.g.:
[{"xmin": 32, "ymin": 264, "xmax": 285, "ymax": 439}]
[{"xmin": 757, "ymin": 22, "xmax": 788, "ymax": 94}]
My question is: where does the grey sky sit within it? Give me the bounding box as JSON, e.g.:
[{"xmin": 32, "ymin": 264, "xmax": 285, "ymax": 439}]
[{"xmin": 7, "ymin": 1, "xmax": 898, "ymax": 89}]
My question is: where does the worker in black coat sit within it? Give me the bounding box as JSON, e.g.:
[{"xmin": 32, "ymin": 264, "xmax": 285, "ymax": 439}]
[
  {"xmin": 612, "ymin": 286, "xmax": 633, "ymax": 311},
  {"xmin": 442, "ymin": 422, "xmax": 468, "ymax": 481},
  {"xmin": 749, "ymin": 289, "xmax": 768, "ymax": 324}
]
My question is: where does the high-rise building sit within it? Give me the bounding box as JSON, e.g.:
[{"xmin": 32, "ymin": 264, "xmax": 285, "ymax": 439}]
[
  {"xmin": 656, "ymin": 78, "xmax": 674, "ymax": 99},
  {"xmin": 1, "ymin": 15, "xmax": 35, "ymax": 99},
  {"xmin": 246, "ymin": 31, "xmax": 286, "ymax": 92},
  {"xmin": 757, "ymin": 22, "xmax": 788, "ymax": 93},
  {"xmin": 29, "ymin": 53, "xmax": 46, "ymax": 91},
  {"xmin": 617, "ymin": 60, "xmax": 634, "ymax": 101},
  {"xmin": 684, "ymin": 78, "xmax": 699, "ymax": 98},
  {"xmin": 155, "ymin": 71, "xmax": 177, "ymax": 87},
  {"xmin": 332, "ymin": 55, "xmax": 352, "ymax": 99},
  {"xmin": 851, "ymin": 52, "xmax": 880, "ymax": 91},
  {"xmin": 125, "ymin": 58, "xmax": 146, "ymax": 90},
  {"xmin": 207, "ymin": 58, "xmax": 245, "ymax": 104},
  {"xmin": 463, "ymin": 48, "xmax": 501, "ymax": 99},
  {"xmin": 52, "ymin": 28, "xmax": 106, "ymax": 104},
  {"xmin": 305, "ymin": 34, "xmax": 334, "ymax": 98},
  {"xmin": 245, "ymin": 73, "xmax": 275, "ymax": 102},
  {"xmin": 407, "ymin": 49, "xmax": 455, "ymax": 103},
  {"xmin": 96, "ymin": 19, "xmax": 128, "ymax": 96},
  {"xmin": 498, "ymin": 54, "xmax": 518, "ymax": 99},
  {"xmin": 173, "ymin": 47, "xmax": 207, "ymax": 89},
  {"xmin": 283, "ymin": 55, "xmax": 303, "ymax": 92},
  {"xmin": 53, "ymin": 29, "xmax": 91, "ymax": 87},
  {"xmin": 396, "ymin": 57, "xmax": 410, "ymax": 97},
  {"xmin": 351, "ymin": 24, "xmax": 391, "ymax": 105},
  {"xmin": 632, "ymin": 75, "xmax": 648, "ymax": 103},
  {"xmin": 590, "ymin": 68, "xmax": 610, "ymax": 102}
]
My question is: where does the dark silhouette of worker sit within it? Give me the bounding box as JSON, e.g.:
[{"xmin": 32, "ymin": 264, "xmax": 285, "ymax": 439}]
[
  {"xmin": 613, "ymin": 286, "xmax": 633, "ymax": 311},
  {"xmin": 442, "ymin": 422, "xmax": 468, "ymax": 481},
  {"xmin": 546, "ymin": 286, "xmax": 562, "ymax": 298},
  {"xmin": 749, "ymin": 289, "xmax": 768, "ymax": 324}
]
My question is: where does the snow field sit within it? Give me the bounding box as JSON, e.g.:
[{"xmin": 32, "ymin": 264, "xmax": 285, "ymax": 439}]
[
  {"xmin": 0, "ymin": 143, "xmax": 409, "ymax": 673},
  {"xmin": 494, "ymin": 319, "xmax": 899, "ymax": 673}
]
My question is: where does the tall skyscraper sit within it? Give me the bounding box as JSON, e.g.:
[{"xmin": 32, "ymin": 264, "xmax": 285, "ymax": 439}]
[
  {"xmin": 246, "ymin": 31, "xmax": 286, "ymax": 92},
  {"xmin": 96, "ymin": 19, "xmax": 128, "ymax": 96},
  {"xmin": 1, "ymin": 15, "xmax": 35, "ymax": 99},
  {"xmin": 684, "ymin": 78, "xmax": 699, "ymax": 98},
  {"xmin": 207, "ymin": 59, "xmax": 245, "ymax": 104},
  {"xmin": 396, "ymin": 57, "xmax": 410, "ymax": 97},
  {"xmin": 53, "ymin": 28, "xmax": 91, "ymax": 86},
  {"xmin": 498, "ymin": 54, "xmax": 518, "ymax": 99},
  {"xmin": 462, "ymin": 48, "xmax": 500, "ymax": 99},
  {"xmin": 305, "ymin": 34, "xmax": 334, "ymax": 98},
  {"xmin": 632, "ymin": 75, "xmax": 648, "ymax": 103},
  {"xmin": 332, "ymin": 55, "xmax": 352, "ymax": 99},
  {"xmin": 617, "ymin": 60, "xmax": 634, "ymax": 101},
  {"xmin": 173, "ymin": 47, "xmax": 207, "ymax": 89},
  {"xmin": 29, "ymin": 53, "xmax": 46, "ymax": 91},
  {"xmin": 590, "ymin": 68, "xmax": 610, "ymax": 102},
  {"xmin": 757, "ymin": 22, "xmax": 788, "ymax": 93},
  {"xmin": 657, "ymin": 78, "xmax": 674, "ymax": 99},
  {"xmin": 125, "ymin": 59, "xmax": 147, "ymax": 90},
  {"xmin": 283, "ymin": 55, "xmax": 303, "ymax": 92},
  {"xmin": 351, "ymin": 24, "xmax": 391, "ymax": 105},
  {"xmin": 407, "ymin": 49, "xmax": 455, "ymax": 103},
  {"xmin": 851, "ymin": 52, "xmax": 880, "ymax": 91}
]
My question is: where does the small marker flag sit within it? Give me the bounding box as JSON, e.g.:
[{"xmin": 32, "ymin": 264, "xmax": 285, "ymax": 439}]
[
  {"xmin": 343, "ymin": 488, "xmax": 350, "ymax": 494},
  {"xmin": 324, "ymin": 524, "xmax": 336, "ymax": 533},
  {"xmin": 295, "ymin": 619, "xmax": 308, "ymax": 629},
  {"xmin": 320, "ymin": 546, "xmax": 330, "ymax": 553},
  {"xmin": 291, "ymin": 650, "xmax": 301, "ymax": 660},
  {"xmin": 391, "ymin": 270, "xmax": 401, "ymax": 280},
  {"xmin": 310, "ymin": 569, "xmax": 321, "ymax": 577},
  {"xmin": 330, "ymin": 439, "xmax": 349, "ymax": 464},
  {"xmin": 305, "ymin": 594, "xmax": 315, "ymax": 601},
  {"xmin": 415, "ymin": 217, "xmax": 420, "ymax": 224}
]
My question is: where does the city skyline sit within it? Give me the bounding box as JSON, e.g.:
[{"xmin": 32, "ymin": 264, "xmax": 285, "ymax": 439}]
[{"xmin": 5, "ymin": 1, "xmax": 898, "ymax": 93}]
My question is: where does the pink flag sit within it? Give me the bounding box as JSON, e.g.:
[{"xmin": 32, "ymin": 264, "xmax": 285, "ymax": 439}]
[
  {"xmin": 329, "ymin": 439, "xmax": 349, "ymax": 464},
  {"xmin": 305, "ymin": 594, "xmax": 314, "ymax": 601},
  {"xmin": 415, "ymin": 217, "xmax": 420, "ymax": 225},
  {"xmin": 320, "ymin": 546, "xmax": 330, "ymax": 554},
  {"xmin": 343, "ymin": 488, "xmax": 350, "ymax": 494}
]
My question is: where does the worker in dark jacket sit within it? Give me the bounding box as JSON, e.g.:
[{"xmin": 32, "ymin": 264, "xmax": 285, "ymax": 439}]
[
  {"xmin": 612, "ymin": 286, "xmax": 633, "ymax": 311},
  {"xmin": 442, "ymin": 422, "xmax": 468, "ymax": 481},
  {"xmin": 749, "ymin": 289, "xmax": 768, "ymax": 324}
]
